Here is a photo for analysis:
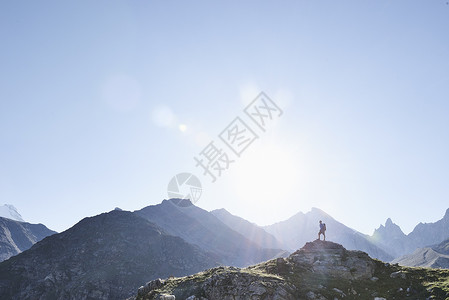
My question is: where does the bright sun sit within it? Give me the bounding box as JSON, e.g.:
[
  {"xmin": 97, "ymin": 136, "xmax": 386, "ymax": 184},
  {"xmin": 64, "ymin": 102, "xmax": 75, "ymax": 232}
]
[
  {"xmin": 230, "ymin": 141, "xmax": 301, "ymax": 209},
  {"xmin": 178, "ymin": 124, "xmax": 187, "ymax": 132}
]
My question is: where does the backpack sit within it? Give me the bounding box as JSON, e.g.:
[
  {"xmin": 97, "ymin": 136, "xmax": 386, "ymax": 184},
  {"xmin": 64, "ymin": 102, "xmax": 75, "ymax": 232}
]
[{"xmin": 323, "ymin": 223, "xmax": 326, "ymax": 231}]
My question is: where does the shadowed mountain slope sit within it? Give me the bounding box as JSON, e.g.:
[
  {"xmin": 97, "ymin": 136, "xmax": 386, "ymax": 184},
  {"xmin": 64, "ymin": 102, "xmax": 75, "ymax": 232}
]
[
  {"xmin": 0, "ymin": 210, "xmax": 218, "ymax": 300},
  {"xmin": 0, "ymin": 216, "xmax": 56, "ymax": 262},
  {"xmin": 393, "ymin": 238, "xmax": 449, "ymax": 269}
]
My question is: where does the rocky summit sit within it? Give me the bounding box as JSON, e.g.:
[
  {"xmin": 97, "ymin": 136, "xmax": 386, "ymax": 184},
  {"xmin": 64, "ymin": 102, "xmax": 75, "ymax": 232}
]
[{"xmin": 132, "ymin": 240, "xmax": 449, "ymax": 300}]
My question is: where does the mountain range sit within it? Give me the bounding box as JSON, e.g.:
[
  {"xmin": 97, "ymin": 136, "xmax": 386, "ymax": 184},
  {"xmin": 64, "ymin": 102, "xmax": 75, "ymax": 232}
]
[
  {"xmin": 370, "ymin": 208, "xmax": 449, "ymax": 260},
  {"xmin": 0, "ymin": 200, "xmax": 287, "ymax": 299},
  {"xmin": 135, "ymin": 199, "xmax": 285, "ymax": 267},
  {"xmin": 209, "ymin": 205, "xmax": 449, "ymax": 266},
  {"xmin": 1, "ymin": 199, "xmax": 449, "ymax": 299}
]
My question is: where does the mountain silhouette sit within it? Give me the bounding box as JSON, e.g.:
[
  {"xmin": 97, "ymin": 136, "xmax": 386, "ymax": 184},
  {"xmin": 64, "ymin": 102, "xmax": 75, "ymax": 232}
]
[
  {"xmin": 211, "ymin": 208, "xmax": 285, "ymax": 250},
  {"xmin": 135, "ymin": 199, "xmax": 286, "ymax": 267}
]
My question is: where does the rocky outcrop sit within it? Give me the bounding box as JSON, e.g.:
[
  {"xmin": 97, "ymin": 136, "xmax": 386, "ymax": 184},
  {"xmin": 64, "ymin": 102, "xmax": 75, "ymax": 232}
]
[
  {"xmin": 289, "ymin": 240, "xmax": 374, "ymax": 280},
  {"xmin": 135, "ymin": 267, "xmax": 297, "ymax": 300},
  {"xmin": 133, "ymin": 240, "xmax": 449, "ymax": 300}
]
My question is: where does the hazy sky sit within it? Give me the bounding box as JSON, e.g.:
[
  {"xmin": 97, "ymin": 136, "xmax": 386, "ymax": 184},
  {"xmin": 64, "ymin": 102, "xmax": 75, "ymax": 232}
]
[{"xmin": 1, "ymin": 1, "xmax": 448, "ymax": 235}]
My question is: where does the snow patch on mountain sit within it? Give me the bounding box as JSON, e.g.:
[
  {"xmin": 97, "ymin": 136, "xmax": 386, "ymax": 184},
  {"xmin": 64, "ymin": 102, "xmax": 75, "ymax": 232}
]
[{"xmin": 0, "ymin": 204, "xmax": 24, "ymax": 222}]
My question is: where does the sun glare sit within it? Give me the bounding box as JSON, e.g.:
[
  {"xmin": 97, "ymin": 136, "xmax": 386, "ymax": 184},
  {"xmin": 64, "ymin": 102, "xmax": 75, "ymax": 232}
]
[
  {"xmin": 179, "ymin": 124, "xmax": 187, "ymax": 132},
  {"xmin": 231, "ymin": 141, "xmax": 301, "ymax": 210}
]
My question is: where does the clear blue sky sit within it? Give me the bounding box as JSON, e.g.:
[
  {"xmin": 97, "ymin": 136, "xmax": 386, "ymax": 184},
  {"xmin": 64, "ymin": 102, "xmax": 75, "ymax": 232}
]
[{"xmin": 1, "ymin": 1, "xmax": 448, "ymax": 234}]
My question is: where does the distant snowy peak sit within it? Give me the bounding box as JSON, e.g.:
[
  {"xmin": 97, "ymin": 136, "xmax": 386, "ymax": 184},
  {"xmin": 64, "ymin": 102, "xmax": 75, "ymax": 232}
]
[{"xmin": 0, "ymin": 204, "xmax": 24, "ymax": 222}]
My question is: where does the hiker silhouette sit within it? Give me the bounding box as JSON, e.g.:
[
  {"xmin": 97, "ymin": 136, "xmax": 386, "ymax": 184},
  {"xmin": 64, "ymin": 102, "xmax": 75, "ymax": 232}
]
[{"xmin": 318, "ymin": 220, "xmax": 326, "ymax": 241}]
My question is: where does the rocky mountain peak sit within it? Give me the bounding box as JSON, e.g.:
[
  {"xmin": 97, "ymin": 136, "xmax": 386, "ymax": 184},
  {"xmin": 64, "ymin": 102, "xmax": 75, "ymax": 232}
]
[
  {"xmin": 385, "ymin": 217, "xmax": 393, "ymax": 227},
  {"xmin": 310, "ymin": 207, "xmax": 328, "ymax": 216},
  {"xmin": 294, "ymin": 239, "xmax": 346, "ymax": 253},
  {"xmin": 213, "ymin": 208, "xmax": 229, "ymax": 214},
  {"xmin": 374, "ymin": 217, "xmax": 405, "ymax": 236},
  {"xmin": 163, "ymin": 198, "xmax": 194, "ymax": 207}
]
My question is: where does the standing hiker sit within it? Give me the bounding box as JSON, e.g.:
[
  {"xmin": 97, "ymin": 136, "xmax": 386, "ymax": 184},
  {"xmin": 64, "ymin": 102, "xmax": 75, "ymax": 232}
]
[{"xmin": 318, "ymin": 220, "xmax": 326, "ymax": 241}]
